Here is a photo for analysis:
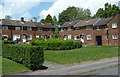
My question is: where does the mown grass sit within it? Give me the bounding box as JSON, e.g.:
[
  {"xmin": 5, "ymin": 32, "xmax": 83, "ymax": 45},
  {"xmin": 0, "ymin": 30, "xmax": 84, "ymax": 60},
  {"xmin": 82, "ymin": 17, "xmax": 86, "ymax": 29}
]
[
  {"xmin": 44, "ymin": 46, "xmax": 118, "ymax": 64},
  {"xmin": 1, "ymin": 57, "xmax": 30, "ymax": 75}
]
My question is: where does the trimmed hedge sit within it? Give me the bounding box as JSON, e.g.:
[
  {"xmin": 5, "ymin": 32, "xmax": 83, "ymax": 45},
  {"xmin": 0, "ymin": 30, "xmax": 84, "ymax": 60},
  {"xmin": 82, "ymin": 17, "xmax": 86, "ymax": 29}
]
[
  {"xmin": 32, "ymin": 39, "xmax": 82, "ymax": 50},
  {"xmin": 2, "ymin": 40, "xmax": 15, "ymax": 44},
  {"xmin": 2, "ymin": 44, "xmax": 44, "ymax": 70}
]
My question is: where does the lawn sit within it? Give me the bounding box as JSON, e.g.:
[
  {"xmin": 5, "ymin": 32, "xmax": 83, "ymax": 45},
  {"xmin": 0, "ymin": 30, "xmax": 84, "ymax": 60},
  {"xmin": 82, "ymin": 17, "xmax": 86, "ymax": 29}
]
[
  {"xmin": 44, "ymin": 46, "xmax": 118, "ymax": 64},
  {"xmin": 1, "ymin": 57, "xmax": 30, "ymax": 75}
]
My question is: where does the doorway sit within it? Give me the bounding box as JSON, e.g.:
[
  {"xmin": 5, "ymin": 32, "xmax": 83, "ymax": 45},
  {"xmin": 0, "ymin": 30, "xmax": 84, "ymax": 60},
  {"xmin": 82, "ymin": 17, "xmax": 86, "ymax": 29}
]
[{"xmin": 96, "ymin": 36, "xmax": 102, "ymax": 45}]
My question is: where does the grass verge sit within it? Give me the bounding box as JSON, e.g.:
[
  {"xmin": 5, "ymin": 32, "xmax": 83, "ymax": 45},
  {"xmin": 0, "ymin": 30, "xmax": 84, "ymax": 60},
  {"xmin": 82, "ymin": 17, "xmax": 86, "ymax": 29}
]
[
  {"xmin": 1, "ymin": 57, "xmax": 30, "ymax": 75},
  {"xmin": 44, "ymin": 46, "xmax": 118, "ymax": 64}
]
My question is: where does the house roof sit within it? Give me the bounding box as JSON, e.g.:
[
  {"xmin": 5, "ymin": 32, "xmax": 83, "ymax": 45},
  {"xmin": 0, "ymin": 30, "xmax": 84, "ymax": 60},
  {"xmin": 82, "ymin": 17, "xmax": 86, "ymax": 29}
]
[
  {"xmin": 0, "ymin": 19, "xmax": 54, "ymax": 28},
  {"xmin": 61, "ymin": 20, "xmax": 79, "ymax": 28}
]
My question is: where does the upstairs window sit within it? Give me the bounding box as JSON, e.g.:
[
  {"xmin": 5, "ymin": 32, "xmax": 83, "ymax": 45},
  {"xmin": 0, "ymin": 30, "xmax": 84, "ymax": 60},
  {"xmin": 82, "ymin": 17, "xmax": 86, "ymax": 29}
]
[
  {"xmin": 86, "ymin": 26, "xmax": 91, "ymax": 30},
  {"xmin": 96, "ymin": 26, "xmax": 100, "ymax": 30},
  {"xmin": 87, "ymin": 35, "xmax": 92, "ymax": 40},
  {"xmin": 48, "ymin": 28, "xmax": 52, "ymax": 31},
  {"xmin": 61, "ymin": 28, "xmax": 64, "ymax": 31},
  {"xmin": 112, "ymin": 23, "xmax": 117, "ymax": 28},
  {"xmin": 27, "ymin": 27, "xmax": 32, "ymax": 31},
  {"xmin": 15, "ymin": 27, "xmax": 20, "ymax": 30},
  {"xmin": 2, "ymin": 26, "xmax": 8, "ymax": 30},
  {"xmin": 38, "ymin": 28, "xmax": 42, "ymax": 31},
  {"xmin": 67, "ymin": 27, "xmax": 72, "ymax": 30},
  {"xmin": 75, "ymin": 27, "xmax": 80, "ymax": 30}
]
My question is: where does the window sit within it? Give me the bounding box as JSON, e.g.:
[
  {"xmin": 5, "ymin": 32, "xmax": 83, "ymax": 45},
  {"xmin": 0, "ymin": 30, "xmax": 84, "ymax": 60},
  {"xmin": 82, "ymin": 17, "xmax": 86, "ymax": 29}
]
[
  {"xmin": 96, "ymin": 26, "xmax": 100, "ymax": 30},
  {"xmin": 36, "ymin": 35, "xmax": 39, "ymax": 38},
  {"xmin": 105, "ymin": 36, "xmax": 108, "ymax": 40},
  {"xmin": 112, "ymin": 23, "xmax": 117, "ymax": 28},
  {"xmin": 2, "ymin": 26, "xmax": 8, "ymax": 30},
  {"xmin": 68, "ymin": 35, "xmax": 71, "ymax": 39},
  {"xmin": 61, "ymin": 28, "xmax": 64, "ymax": 31},
  {"xmin": 112, "ymin": 35, "xmax": 117, "ymax": 39},
  {"xmin": 67, "ymin": 27, "xmax": 72, "ymax": 30},
  {"xmin": 86, "ymin": 26, "xmax": 91, "ymax": 30},
  {"xmin": 74, "ymin": 36, "xmax": 80, "ymax": 40},
  {"xmin": 2, "ymin": 35, "xmax": 8, "ymax": 40},
  {"xmin": 48, "ymin": 29, "xmax": 52, "ymax": 31},
  {"xmin": 15, "ymin": 27, "xmax": 20, "ymax": 30},
  {"xmin": 38, "ymin": 28, "xmax": 42, "ymax": 31},
  {"xmin": 13, "ymin": 35, "xmax": 20, "ymax": 41},
  {"xmin": 75, "ymin": 27, "xmax": 80, "ymax": 30},
  {"xmin": 27, "ymin": 27, "xmax": 32, "ymax": 30},
  {"xmin": 27, "ymin": 35, "xmax": 32, "ymax": 40},
  {"xmin": 87, "ymin": 35, "xmax": 92, "ymax": 40}
]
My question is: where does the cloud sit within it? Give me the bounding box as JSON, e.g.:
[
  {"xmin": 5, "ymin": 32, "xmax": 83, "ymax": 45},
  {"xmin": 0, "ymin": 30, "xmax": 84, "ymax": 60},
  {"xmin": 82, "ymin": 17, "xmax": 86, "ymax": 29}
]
[{"xmin": 39, "ymin": 0, "xmax": 119, "ymax": 19}]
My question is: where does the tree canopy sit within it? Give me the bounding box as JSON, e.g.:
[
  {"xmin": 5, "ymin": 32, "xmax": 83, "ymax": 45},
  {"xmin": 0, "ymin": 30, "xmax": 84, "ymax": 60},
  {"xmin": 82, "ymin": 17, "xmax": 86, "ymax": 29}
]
[
  {"xmin": 44, "ymin": 14, "xmax": 54, "ymax": 25},
  {"xmin": 58, "ymin": 6, "xmax": 91, "ymax": 25},
  {"xmin": 93, "ymin": 3, "xmax": 120, "ymax": 18}
]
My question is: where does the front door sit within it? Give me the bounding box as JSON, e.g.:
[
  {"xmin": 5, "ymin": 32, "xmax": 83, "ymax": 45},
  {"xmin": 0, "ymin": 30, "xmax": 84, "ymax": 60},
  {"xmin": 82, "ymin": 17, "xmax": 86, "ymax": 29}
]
[{"xmin": 96, "ymin": 36, "xmax": 102, "ymax": 45}]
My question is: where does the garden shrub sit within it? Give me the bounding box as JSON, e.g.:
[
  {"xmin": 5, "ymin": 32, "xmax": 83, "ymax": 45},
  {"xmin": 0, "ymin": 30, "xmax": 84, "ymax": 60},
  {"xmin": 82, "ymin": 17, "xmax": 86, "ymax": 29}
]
[
  {"xmin": 2, "ymin": 40, "xmax": 15, "ymax": 44},
  {"xmin": 32, "ymin": 39, "xmax": 82, "ymax": 50},
  {"xmin": 2, "ymin": 44, "xmax": 44, "ymax": 70}
]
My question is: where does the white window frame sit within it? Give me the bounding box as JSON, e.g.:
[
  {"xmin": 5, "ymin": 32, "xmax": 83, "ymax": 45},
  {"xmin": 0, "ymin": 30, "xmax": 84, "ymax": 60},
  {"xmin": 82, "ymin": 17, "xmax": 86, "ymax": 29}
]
[
  {"xmin": 36, "ymin": 35, "xmax": 39, "ymax": 38},
  {"xmin": 112, "ymin": 35, "xmax": 117, "ymax": 39},
  {"xmin": 67, "ymin": 27, "xmax": 72, "ymax": 30},
  {"xmin": 74, "ymin": 36, "xmax": 80, "ymax": 40},
  {"xmin": 86, "ymin": 26, "xmax": 91, "ymax": 30},
  {"xmin": 112, "ymin": 23, "xmax": 117, "ymax": 28},
  {"xmin": 27, "ymin": 35, "xmax": 32, "ymax": 40},
  {"xmin": 61, "ymin": 28, "xmax": 64, "ymax": 31},
  {"xmin": 96, "ymin": 26, "xmax": 100, "ymax": 30},
  {"xmin": 2, "ymin": 26, "xmax": 8, "ymax": 30},
  {"xmin": 87, "ymin": 35, "xmax": 92, "ymax": 40},
  {"xmin": 68, "ymin": 34, "xmax": 71, "ymax": 39},
  {"xmin": 38, "ymin": 28, "xmax": 42, "ymax": 31},
  {"xmin": 27, "ymin": 27, "xmax": 32, "ymax": 31},
  {"xmin": 13, "ymin": 34, "xmax": 20, "ymax": 41},
  {"xmin": 2, "ymin": 35, "xmax": 8, "ymax": 40},
  {"xmin": 15, "ymin": 27, "xmax": 20, "ymax": 30},
  {"xmin": 75, "ymin": 27, "xmax": 80, "ymax": 30}
]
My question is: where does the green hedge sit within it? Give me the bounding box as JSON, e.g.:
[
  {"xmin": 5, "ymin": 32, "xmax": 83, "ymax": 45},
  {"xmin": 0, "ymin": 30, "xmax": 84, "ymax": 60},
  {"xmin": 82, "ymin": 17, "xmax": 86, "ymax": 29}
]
[
  {"xmin": 32, "ymin": 39, "xmax": 82, "ymax": 50},
  {"xmin": 2, "ymin": 40, "xmax": 15, "ymax": 44},
  {"xmin": 2, "ymin": 44, "xmax": 44, "ymax": 70}
]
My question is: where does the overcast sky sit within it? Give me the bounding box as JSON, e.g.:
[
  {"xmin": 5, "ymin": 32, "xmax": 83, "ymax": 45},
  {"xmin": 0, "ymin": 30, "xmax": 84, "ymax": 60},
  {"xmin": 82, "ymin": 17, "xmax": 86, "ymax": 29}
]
[{"xmin": 0, "ymin": 0, "xmax": 119, "ymax": 21}]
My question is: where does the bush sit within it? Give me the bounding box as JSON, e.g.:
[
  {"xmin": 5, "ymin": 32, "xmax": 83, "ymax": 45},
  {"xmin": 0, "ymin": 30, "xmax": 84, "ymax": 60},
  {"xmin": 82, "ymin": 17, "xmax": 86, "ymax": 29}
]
[
  {"xmin": 2, "ymin": 40, "xmax": 15, "ymax": 44},
  {"xmin": 2, "ymin": 44, "xmax": 44, "ymax": 70},
  {"xmin": 32, "ymin": 39, "xmax": 82, "ymax": 50}
]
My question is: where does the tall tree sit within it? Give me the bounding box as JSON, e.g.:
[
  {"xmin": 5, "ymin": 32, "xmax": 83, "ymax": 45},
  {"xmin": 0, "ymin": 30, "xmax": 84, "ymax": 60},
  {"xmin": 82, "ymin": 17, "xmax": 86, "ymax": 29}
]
[
  {"xmin": 58, "ymin": 6, "xmax": 91, "ymax": 25},
  {"xmin": 93, "ymin": 3, "xmax": 120, "ymax": 18},
  {"xmin": 53, "ymin": 16, "xmax": 58, "ymax": 26},
  {"xmin": 45, "ymin": 14, "xmax": 54, "ymax": 25},
  {"xmin": 4, "ymin": 15, "xmax": 12, "ymax": 20},
  {"xmin": 40, "ymin": 19, "xmax": 45, "ymax": 23}
]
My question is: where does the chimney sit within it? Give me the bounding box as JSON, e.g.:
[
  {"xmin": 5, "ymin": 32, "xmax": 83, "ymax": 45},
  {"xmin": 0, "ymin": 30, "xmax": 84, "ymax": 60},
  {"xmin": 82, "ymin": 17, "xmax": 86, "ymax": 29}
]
[
  {"xmin": 86, "ymin": 16, "xmax": 91, "ymax": 21},
  {"xmin": 21, "ymin": 17, "xmax": 24, "ymax": 22}
]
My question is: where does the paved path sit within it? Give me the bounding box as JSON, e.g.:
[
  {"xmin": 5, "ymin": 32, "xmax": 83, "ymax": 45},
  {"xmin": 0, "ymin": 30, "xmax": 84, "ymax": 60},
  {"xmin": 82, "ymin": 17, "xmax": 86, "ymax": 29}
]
[{"xmin": 14, "ymin": 57, "xmax": 119, "ymax": 75}]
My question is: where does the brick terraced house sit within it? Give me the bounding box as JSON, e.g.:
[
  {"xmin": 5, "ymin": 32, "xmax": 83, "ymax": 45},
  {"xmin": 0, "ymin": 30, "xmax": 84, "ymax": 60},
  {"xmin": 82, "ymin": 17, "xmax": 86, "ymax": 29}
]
[
  {"xmin": 59, "ymin": 13, "xmax": 120, "ymax": 46},
  {"xmin": 1, "ymin": 17, "xmax": 55, "ymax": 43}
]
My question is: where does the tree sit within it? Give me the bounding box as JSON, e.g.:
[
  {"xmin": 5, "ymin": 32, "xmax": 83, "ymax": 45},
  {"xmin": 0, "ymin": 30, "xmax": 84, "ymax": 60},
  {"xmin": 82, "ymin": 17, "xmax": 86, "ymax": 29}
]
[
  {"xmin": 45, "ymin": 14, "xmax": 54, "ymax": 25},
  {"xmin": 93, "ymin": 3, "xmax": 120, "ymax": 18},
  {"xmin": 58, "ymin": 6, "xmax": 91, "ymax": 25},
  {"xmin": 53, "ymin": 16, "xmax": 58, "ymax": 26},
  {"xmin": 40, "ymin": 19, "xmax": 45, "ymax": 23},
  {"xmin": 4, "ymin": 15, "xmax": 12, "ymax": 20}
]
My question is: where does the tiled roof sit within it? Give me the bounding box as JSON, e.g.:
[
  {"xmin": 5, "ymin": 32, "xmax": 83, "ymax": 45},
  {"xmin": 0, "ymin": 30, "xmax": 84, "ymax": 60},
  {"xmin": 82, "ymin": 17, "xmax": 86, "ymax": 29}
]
[
  {"xmin": 0, "ymin": 19, "xmax": 54, "ymax": 28},
  {"xmin": 61, "ymin": 20, "xmax": 79, "ymax": 28}
]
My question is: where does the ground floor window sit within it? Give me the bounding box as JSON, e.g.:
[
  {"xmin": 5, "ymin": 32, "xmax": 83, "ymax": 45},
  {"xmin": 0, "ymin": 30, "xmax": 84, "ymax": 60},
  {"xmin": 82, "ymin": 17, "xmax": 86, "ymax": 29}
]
[
  {"xmin": 112, "ymin": 35, "xmax": 117, "ymax": 39},
  {"xmin": 74, "ymin": 36, "xmax": 80, "ymax": 40},
  {"xmin": 36, "ymin": 35, "xmax": 39, "ymax": 38},
  {"xmin": 27, "ymin": 35, "xmax": 32, "ymax": 40},
  {"xmin": 87, "ymin": 35, "xmax": 92, "ymax": 40},
  {"xmin": 13, "ymin": 34, "xmax": 20, "ymax": 41},
  {"xmin": 2, "ymin": 35, "xmax": 8, "ymax": 40},
  {"xmin": 68, "ymin": 34, "xmax": 71, "ymax": 39}
]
